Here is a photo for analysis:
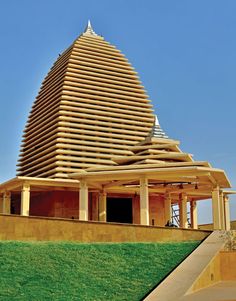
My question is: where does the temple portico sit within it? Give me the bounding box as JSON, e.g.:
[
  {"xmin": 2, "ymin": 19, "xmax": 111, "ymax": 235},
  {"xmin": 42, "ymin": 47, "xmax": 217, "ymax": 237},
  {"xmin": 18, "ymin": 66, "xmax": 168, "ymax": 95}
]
[
  {"xmin": 0, "ymin": 22, "xmax": 234, "ymax": 232},
  {"xmin": 0, "ymin": 163, "xmax": 234, "ymax": 230}
]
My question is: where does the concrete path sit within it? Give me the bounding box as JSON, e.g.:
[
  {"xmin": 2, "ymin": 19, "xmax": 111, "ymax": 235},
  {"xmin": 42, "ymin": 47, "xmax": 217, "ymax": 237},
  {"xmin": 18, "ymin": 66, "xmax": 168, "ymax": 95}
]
[{"xmin": 144, "ymin": 231, "xmax": 225, "ymax": 301}]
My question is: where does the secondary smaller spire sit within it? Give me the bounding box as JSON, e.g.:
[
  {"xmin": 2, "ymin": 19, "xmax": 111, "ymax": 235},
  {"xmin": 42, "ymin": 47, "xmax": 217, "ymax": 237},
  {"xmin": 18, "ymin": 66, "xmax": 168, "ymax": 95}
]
[
  {"xmin": 149, "ymin": 115, "xmax": 169, "ymax": 139},
  {"xmin": 84, "ymin": 20, "xmax": 98, "ymax": 36}
]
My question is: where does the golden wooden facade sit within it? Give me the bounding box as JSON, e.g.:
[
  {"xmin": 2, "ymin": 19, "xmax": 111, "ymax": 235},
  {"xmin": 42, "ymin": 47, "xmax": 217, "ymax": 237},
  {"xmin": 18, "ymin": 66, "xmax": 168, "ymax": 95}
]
[
  {"xmin": 18, "ymin": 23, "xmax": 155, "ymax": 178},
  {"xmin": 0, "ymin": 22, "xmax": 234, "ymax": 230}
]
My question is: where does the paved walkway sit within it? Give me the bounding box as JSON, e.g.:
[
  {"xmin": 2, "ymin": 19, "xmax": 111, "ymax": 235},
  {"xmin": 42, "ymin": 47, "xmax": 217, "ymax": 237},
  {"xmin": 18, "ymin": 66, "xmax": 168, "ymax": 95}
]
[
  {"xmin": 144, "ymin": 231, "xmax": 226, "ymax": 301},
  {"xmin": 180, "ymin": 281, "xmax": 236, "ymax": 301}
]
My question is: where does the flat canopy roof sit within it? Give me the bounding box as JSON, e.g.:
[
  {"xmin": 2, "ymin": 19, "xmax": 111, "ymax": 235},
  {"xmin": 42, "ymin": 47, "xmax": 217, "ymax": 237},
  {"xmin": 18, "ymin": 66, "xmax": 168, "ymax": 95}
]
[
  {"xmin": 0, "ymin": 176, "xmax": 80, "ymax": 193},
  {"xmin": 70, "ymin": 164, "xmax": 231, "ymax": 188}
]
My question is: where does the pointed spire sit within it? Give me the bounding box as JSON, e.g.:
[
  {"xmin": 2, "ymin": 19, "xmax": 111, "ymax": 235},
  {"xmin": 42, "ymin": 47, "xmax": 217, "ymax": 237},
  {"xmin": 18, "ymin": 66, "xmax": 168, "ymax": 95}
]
[
  {"xmin": 83, "ymin": 20, "xmax": 98, "ymax": 36},
  {"xmin": 149, "ymin": 115, "xmax": 169, "ymax": 139}
]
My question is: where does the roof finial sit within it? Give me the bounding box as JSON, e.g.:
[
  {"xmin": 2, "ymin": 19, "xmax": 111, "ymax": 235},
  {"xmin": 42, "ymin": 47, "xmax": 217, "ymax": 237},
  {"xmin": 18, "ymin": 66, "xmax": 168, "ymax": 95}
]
[{"xmin": 84, "ymin": 20, "xmax": 98, "ymax": 36}]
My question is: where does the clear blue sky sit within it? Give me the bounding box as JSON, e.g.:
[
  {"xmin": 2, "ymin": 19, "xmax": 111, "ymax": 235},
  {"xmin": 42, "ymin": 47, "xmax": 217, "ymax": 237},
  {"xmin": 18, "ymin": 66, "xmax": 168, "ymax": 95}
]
[{"xmin": 0, "ymin": 0, "xmax": 235, "ymax": 223}]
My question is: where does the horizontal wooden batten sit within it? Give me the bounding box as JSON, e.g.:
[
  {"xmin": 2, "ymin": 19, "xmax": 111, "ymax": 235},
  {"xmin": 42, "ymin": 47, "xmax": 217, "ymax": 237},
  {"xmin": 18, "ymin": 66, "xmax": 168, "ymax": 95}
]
[
  {"xmin": 61, "ymin": 95, "xmax": 152, "ymax": 113},
  {"xmin": 59, "ymin": 104, "xmax": 153, "ymax": 122},
  {"xmin": 62, "ymin": 83, "xmax": 149, "ymax": 103},
  {"xmin": 62, "ymin": 90, "xmax": 152, "ymax": 109},
  {"xmin": 55, "ymin": 143, "xmax": 132, "ymax": 155},
  {"xmin": 63, "ymin": 78, "xmax": 147, "ymax": 99},
  {"xmin": 60, "ymin": 100, "xmax": 152, "ymax": 118},
  {"xmin": 56, "ymin": 135, "xmax": 137, "ymax": 146},
  {"xmin": 73, "ymin": 44, "xmax": 127, "ymax": 61},
  {"xmin": 24, "ymin": 113, "xmax": 60, "ymax": 136},
  {"xmin": 19, "ymin": 145, "xmax": 58, "ymax": 165},
  {"xmin": 27, "ymin": 100, "xmax": 61, "ymax": 128},
  {"xmin": 76, "ymin": 37, "xmax": 122, "ymax": 51},
  {"xmin": 58, "ymin": 110, "xmax": 153, "ymax": 127},
  {"xmin": 22, "ymin": 124, "xmax": 58, "ymax": 147},
  {"xmin": 79, "ymin": 36, "xmax": 120, "ymax": 50},
  {"xmin": 20, "ymin": 135, "xmax": 59, "ymax": 158},
  {"xmin": 18, "ymin": 29, "xmax": 157, "ymax": 177},
  {"xmin": 58, "ymin": 119, "xmax": 151, "ymax": 132},
  {"xmin": 70, "ymin": 53, "xmax": 135, "ymax": 73},
  {"xmin": 19, "ymin": 139, "xmax": 58, "ymax": 160},
  {"xmin": 56, "ymin": 129, "xmax": 145, "ymax": 141},
  {"xmin": 67, "ymin": 63, "xmax": 141, "ymax": 85},
  {"xmin": 71, "ymin": 49, "xmax": 130, "ymax": 67},
  {"xmin": 65, "ymin": 69, "xmax": 146, "ymax": 90},
  {"xmin": 64, "ymin": 73, "xmax": 147, "ymax": 94},
  {"xmin": 74, "ymin": 41, "xmax": 123, "ymax": 56}
]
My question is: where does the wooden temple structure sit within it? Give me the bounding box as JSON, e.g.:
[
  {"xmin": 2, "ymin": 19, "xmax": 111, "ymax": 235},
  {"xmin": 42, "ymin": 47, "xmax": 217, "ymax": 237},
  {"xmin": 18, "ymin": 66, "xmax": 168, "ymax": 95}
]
[{"xmin": 0, "ymin": 22, "xmax": 234, "ymax": 230}]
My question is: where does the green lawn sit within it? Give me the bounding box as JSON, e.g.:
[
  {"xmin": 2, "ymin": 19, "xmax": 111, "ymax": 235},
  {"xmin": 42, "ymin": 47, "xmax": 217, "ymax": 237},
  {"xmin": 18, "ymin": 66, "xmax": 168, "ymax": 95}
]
[{"xmin": 0, "ymin": 241, "xmax": 199, "ymax": 301}]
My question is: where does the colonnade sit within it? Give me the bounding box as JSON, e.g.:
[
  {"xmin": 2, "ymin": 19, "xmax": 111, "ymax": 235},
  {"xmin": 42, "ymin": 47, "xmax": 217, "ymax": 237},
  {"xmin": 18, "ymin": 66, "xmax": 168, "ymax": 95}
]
[
  {"xmin": 0, "ymin": 183, "xmax": 30, "ymax": 216},
  {"xmin": 0, "ymin": 180, "xmax": 231, "ymax": 230}
]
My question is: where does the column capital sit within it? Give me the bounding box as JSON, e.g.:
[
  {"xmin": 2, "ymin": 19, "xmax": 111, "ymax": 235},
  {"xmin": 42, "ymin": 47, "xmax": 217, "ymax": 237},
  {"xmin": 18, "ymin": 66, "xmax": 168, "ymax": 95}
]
[
  {"xmin": 223, "ymin": 195, "xmax": 229, "ymax": 202},
  {"xmin": 213, "ymin": 185, "xmax": 220, "ymax": 191},
  {"xmin": 179, "ymin": 192, "xmax": 187, "ymax": 199},
  {"xmin": 100, "ymin": 187, "xmax": 107, "ymax": 196},
  {"xmin": 3, "ymin": 191, "xmax": 11, "ymax": 198},
  {"xmin": 80, "ymin": 179, "xmax": 87, "ymax": 188},
  {"xmin": 164, "ymin": 192, "xmax": 171, "ymax": 199},
  {"xmin": 22, "ymin": 182, "xmax": 30, "ymax": 191}
]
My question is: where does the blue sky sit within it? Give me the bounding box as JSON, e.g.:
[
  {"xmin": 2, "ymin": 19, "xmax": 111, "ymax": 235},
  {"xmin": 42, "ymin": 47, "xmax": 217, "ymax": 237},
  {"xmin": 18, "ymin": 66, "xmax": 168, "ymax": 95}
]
[{"xmin": 0, "ymin": 0, "xmax": 235, "ymax": 223}]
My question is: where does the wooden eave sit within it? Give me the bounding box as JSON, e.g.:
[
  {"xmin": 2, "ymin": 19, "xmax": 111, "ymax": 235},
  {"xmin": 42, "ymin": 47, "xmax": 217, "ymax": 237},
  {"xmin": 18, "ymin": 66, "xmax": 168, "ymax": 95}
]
[
  {"xmin": 112, "ymin": 153, "xmax": 193, "ymax": 165},
  {"xmin": 70, "ymin": 165, "xmax": 231, "ymax": 188},
  {"xmin": 0, "ymin": 177, "xmax": 80, "ymax": 193},
  {"xmin": 135, "ymin": 137, "xmax": 180, "ymax": 147}
]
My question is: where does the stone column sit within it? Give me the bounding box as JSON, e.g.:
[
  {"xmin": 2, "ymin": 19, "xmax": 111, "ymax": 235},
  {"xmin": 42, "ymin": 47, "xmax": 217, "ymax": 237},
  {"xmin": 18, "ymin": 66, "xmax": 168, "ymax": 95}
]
[
  {"xmin": 164, "ymin": 194, "xmax": 172, "ymax": 224},
  {"xmin": 219, "ymin": 191, "xmax": 225, "ymax": 230},
  {"xmin": 224, "ymin": 195, "xmax": 231, "ymax": 230},
  {"xmin": 212, "ymin": 186, "xmax": 221, "ymax": 230},
  {"xmin": 21, "ymin": 183, "xmax": 30, "ymax": 216},
  {"xmin": 99, "ymin": 191, "xmax": 107, "ymax": 222},
  {"xmin": 3, "ymin": 191, "xmax": 11, "ymax": 214},
  {"xmin": 139, "ymin": 177, "xmax": 149, "ymax": 225},
  {"xmin": 179, "ymin": 193, "xmax": 188, "ymax": 228},
  {"xmin": 79, "ymin": 180, "xmax": 88, "ymax": 221},
  {"xmin": 190, "ymin": 200, "xmax": 198, "ymax": 229},
  {"xmin": 0, "ymin": 194, "xmax": 3, "ymax": 214}
]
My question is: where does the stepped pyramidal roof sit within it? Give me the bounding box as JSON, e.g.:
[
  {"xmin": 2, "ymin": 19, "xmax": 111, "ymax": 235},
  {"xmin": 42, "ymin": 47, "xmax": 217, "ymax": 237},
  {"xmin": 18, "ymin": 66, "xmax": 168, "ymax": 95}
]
[{"xmin": 18, "ymin": 22, "xmax": 193, "ymax": 179}]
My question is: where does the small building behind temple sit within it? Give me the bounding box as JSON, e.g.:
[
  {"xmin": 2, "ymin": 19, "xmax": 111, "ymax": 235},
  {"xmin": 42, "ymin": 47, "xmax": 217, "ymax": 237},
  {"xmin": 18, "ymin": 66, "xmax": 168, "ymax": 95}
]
[{"xmin": 0, "ymin": 22, "xmax": 234, "ymax": 230}]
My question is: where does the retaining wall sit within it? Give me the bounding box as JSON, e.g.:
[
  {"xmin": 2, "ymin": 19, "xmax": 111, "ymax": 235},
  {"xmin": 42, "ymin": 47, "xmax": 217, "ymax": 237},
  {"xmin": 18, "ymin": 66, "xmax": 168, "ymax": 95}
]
[{"xmin": 0, "ymin": 214, "xmax": 210, "ymax": 242}]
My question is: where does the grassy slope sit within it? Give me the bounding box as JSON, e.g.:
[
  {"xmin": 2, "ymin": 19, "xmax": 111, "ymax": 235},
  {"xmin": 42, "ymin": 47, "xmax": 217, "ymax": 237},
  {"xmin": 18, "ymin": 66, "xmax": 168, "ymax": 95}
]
[{"xmin": 0, "ymin": 241, "xmax": 199, "ymax": 301}]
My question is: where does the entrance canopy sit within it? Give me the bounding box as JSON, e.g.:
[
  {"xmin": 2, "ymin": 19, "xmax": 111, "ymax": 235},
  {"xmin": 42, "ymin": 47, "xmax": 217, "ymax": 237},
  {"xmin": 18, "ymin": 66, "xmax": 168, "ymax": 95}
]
[
  {"xmin": 0, "ymin": 161, "xmax": 235, "ymax": 231},
  {"xmin": 70, "ymin": 161, "xmax": 232, "ymax": 202}
]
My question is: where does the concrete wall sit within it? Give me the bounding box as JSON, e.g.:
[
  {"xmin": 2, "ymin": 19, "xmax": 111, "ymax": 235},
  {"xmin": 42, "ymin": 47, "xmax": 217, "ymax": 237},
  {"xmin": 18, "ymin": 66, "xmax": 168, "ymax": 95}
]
[
  {"xmin": 191, "ymin": 250, "xmax": 236, "ymax": 293},
  {"xmin": 0, "ymin": 214, "xmax": 210, "ymax": 243},
  {"xmin": 149, "ymin": 195, "xmax": 165, "ymax": 226},
  {"xmin": 30, "ymin": 191, "xmax": 80, "ymax": 218},
  {"xmin": 220, "ymin": 251, "xmax": 236, "ymax": 281},
  {"xmin": 14, "ymin": 191, "xmax": 167, "ymax": 226},
  {"xmin": 191, "ymin": 253, "xmax": 222, "ymax": 292},
  {"xmin": 199, "ymin": 220, "xmax": 236, "ymax": 230}
]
